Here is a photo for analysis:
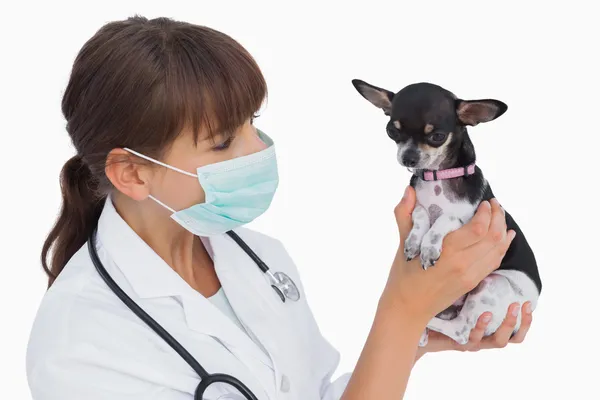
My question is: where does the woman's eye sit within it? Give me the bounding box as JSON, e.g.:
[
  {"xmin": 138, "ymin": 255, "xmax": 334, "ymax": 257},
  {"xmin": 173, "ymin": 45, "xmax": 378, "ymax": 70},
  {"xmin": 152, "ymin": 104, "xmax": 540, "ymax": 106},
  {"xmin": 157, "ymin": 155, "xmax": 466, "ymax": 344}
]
[
  {"xmin": 213, "ymin": 136, "xmax": 234, "ymax": 151},
  {"xmin": 429, "ymin": 133, "xmax": 447, "ymax": 143}
]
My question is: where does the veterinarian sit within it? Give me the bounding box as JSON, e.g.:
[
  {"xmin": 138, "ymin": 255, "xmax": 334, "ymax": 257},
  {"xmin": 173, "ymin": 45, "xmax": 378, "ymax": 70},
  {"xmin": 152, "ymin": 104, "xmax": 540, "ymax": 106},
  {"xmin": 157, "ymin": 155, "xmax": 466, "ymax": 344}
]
[{"xmin": 26, "ymin": 16, "xmax": 534, "ymax": 400}]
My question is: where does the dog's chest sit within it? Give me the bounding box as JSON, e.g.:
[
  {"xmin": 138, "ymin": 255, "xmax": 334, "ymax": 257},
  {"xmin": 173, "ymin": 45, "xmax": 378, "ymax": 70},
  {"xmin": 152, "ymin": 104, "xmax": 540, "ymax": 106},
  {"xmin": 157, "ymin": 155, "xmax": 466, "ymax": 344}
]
[{"xmin": 414, "ymin": 179, "xmax": 476, "ymax": 224}]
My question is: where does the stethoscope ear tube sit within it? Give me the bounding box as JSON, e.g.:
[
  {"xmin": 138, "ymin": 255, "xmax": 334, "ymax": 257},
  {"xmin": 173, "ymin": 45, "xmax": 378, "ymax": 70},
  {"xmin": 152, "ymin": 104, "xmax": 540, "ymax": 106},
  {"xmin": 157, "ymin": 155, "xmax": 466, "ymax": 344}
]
[
  {"xmin": 87, "ymin": 226, "xmax": 210, "ymax": 379},
  {"xmin": 195, "ymin": 374, "xmax": 259, "ymax": 400},
  {"xmin": 88, "ymin": 225, "xmax": 291, "ymax": 399},
  {"xmin": 226, "ymin": 231, "xmax": 270, "ymax": 273},
  {"xmin": 88, "ymin": 226, "xmax": 259, "ymax": 399}
]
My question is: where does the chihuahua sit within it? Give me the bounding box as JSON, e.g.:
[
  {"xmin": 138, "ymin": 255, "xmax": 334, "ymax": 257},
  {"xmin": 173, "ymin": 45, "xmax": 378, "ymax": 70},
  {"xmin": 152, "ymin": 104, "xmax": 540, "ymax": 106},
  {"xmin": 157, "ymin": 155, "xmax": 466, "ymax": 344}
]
[{"xmin": 352, "ymin": 79, "xmax": 542, "ymax": 346}]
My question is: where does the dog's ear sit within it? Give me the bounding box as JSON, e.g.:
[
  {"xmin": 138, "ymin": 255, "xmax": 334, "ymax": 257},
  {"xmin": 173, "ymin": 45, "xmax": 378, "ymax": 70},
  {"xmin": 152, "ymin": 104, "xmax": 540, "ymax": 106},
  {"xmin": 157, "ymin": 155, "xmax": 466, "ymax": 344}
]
[
  {"xmin": 352, "ymin": 79, "xmax": 394, "ymax": 116},
  {"xmin": 456, "ymin": 99, "xmax": 507, "ymax": 126}
]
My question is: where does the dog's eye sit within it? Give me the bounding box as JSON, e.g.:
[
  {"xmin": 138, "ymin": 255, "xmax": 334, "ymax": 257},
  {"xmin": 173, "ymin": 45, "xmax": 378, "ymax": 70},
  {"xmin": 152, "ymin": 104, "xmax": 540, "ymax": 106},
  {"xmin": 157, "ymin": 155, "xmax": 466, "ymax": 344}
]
[
  {"xmin": 428, "ymin": 133, "xmax": 447, "ymax": 144},
  {"xmin": 387, "ymin": 123, "xmax": 409, "ymax": 142}
]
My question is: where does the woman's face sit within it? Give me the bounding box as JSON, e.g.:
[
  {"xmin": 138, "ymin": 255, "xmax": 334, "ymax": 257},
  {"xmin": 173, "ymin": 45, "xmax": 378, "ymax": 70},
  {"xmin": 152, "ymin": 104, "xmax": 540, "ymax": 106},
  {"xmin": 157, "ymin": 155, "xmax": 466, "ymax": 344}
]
[{"xmin": 149, "ymin": 118, "xmax": 267, "ymax": 211}]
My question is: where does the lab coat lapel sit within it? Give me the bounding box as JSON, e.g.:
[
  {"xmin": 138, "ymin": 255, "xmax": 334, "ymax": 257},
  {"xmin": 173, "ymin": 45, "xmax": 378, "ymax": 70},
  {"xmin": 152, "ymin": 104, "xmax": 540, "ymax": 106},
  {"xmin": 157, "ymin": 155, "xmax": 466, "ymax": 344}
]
[
  {"xmin": 179, "ymin": 293, "xmax": 280, "ymax": 399},
  {"xmin": 179, "ymin": 294, "xmax": 273, "ymax": 366},
  {"xmin": 97, "ymin": 197, "xmax": 276, "ymax": 395},
  {"xmin": 209, "ymin": 231, "xmax": 289, "ymax": 393}
]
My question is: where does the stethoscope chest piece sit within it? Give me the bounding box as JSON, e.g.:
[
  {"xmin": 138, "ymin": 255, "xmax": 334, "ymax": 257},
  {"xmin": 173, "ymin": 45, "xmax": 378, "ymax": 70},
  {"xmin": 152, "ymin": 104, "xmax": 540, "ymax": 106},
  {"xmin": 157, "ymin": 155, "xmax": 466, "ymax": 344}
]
[
  {"xmin": 225, "ymin": 230, "xmax": 300, "ymax": 303},
  {"xmin": 271, "ymin": 271, "xmax": 300, "ymax": 302}
]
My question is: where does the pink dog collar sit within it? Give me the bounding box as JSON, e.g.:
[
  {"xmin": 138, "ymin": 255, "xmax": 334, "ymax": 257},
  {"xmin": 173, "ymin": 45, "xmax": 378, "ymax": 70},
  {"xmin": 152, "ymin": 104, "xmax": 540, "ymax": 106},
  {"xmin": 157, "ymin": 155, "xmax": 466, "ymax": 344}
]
[{"xmin": 415, "ymin": 163, "xmax": 476, "ymax": 181}]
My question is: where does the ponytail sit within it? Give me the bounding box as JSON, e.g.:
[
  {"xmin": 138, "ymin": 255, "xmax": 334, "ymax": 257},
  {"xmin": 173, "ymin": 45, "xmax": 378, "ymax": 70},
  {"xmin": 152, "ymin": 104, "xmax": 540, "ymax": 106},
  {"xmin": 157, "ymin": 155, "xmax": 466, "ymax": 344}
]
[{"xmin": 41, "ymin": 155, "xmax": 105, "ymax": 288}]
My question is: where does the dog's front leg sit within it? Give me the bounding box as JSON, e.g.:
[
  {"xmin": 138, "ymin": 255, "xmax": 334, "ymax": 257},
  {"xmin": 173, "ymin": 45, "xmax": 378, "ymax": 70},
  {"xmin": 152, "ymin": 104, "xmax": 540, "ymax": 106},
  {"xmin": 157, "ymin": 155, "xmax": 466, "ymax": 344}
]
[
  {"xmin": 420, "ymin": 214, "xmax": 462, "ymax": 270},
  {"xmin": 404, "ymin": 204, "xmax": 430, "ymax": 261}
]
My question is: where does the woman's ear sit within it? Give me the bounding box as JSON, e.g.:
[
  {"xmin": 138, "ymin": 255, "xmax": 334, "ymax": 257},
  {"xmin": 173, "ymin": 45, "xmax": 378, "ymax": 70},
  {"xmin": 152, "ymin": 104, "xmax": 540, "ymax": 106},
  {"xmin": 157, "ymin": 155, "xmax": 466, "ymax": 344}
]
[
  {"xmin": 456, "ymin": 99, "xmax": 508, "ymax": 126},
  {"xmin": 105, "ymin": 148, "xmax": 153, "ymax": 201}
]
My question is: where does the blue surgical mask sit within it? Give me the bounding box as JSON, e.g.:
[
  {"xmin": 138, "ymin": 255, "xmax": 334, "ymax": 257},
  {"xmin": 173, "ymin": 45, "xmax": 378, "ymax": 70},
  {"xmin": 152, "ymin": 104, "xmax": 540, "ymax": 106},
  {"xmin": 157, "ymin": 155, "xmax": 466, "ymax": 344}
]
[{"xmin": 123, "ymin": 129, "xmax": 279, "ymax": 236}]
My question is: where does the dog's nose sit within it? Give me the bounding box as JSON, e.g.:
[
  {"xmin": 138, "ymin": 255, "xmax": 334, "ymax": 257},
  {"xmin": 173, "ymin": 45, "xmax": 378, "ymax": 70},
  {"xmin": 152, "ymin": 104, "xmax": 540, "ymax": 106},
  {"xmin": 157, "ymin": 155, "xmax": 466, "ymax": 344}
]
[{"xmin": 402, "ymin": 150, "xmax": 419, "ymax": 167}]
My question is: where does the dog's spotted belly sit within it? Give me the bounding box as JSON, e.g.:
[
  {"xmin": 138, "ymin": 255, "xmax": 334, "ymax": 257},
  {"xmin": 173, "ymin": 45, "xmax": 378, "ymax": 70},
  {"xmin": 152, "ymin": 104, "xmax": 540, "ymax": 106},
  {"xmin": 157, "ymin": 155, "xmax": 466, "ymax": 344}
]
[
  {"xmin": 404, "ymin": 180, "xmax": 477, "ymax": 269},
  {"xmin": 407, "ymin": 180, "xmax": 540, "ymax": 347},
  {"xmin": 415, "ymin": 180, "xmax": 476, "ymax": 225}
]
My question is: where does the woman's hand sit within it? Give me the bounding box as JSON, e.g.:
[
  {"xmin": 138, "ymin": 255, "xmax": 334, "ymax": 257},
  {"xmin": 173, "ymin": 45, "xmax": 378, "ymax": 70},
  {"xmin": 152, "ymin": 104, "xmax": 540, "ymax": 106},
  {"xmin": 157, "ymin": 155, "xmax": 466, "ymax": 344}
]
[
  {"xmin": 380, "ymin": 185, "xmax": 516, "ymax": 328},
  {"xmin": 342, "ymin": 185, "xmax": 517, "ymax": 400},
  {"xmin": 415, "ymin": 301, "xmax": 534, "ymax": 361}
]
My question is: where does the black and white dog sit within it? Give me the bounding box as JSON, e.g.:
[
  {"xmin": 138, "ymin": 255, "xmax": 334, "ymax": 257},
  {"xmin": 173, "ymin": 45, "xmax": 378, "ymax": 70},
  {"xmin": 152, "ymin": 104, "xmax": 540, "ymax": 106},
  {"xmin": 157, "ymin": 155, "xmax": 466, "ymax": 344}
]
[{"xmin": 352, "ymin": 79, "xmax": 542, "ymax": 346}]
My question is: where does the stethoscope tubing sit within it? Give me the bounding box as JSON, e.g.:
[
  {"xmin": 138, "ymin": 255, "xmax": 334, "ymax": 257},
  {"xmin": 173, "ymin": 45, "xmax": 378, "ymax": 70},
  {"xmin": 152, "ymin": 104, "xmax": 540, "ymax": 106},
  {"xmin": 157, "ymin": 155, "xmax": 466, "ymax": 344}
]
[
  {"xmin": 226, "ymin": 231, "xmax": 269, "ymax": 273},
  {"xmin": 87, "ymin": 226, "xmax": 259, "ymax": 400}
]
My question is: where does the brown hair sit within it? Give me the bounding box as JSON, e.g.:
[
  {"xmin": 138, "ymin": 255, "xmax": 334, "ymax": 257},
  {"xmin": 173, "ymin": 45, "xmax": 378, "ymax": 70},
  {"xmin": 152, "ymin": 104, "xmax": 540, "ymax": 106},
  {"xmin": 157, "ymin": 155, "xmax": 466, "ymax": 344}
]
[{"xmin": 41, "ymin": 15, "xmax": 267, "ymax": 287}]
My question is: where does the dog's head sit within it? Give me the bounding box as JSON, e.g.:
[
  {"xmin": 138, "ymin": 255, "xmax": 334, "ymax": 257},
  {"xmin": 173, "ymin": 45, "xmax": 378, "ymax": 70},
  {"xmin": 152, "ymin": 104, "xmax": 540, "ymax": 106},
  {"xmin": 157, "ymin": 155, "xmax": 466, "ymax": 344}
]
[{"xmin": 352, "ymin": 79, "xmax": 507, "ymax": 170}]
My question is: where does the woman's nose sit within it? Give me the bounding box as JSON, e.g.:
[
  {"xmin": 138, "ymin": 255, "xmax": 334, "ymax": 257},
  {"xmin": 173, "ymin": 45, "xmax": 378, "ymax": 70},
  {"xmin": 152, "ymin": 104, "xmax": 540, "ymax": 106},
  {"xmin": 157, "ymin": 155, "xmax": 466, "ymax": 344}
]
[
  {"xmin": 233, "ymin": 130, "xmax": 268, "ymax": 157},
  {"xmin": 250, "ymin": 131, "xmax": 268, "ymax": 152}
]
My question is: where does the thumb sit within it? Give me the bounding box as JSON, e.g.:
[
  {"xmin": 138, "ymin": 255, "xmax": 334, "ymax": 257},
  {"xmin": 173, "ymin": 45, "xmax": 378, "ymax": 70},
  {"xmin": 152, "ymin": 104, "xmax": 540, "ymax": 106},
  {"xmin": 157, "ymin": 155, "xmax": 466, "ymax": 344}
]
[{"xmin": 394, "ymin": 185, "xmax": 416, "ymax": 242}]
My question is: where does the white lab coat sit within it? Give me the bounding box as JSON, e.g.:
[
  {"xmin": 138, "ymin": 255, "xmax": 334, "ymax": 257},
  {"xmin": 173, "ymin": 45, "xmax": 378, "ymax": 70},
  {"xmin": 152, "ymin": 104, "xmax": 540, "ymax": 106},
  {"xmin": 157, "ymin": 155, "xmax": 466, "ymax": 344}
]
[{"xmin": 26, "ymin": 196, "xmax": 351, "ymax": 400}]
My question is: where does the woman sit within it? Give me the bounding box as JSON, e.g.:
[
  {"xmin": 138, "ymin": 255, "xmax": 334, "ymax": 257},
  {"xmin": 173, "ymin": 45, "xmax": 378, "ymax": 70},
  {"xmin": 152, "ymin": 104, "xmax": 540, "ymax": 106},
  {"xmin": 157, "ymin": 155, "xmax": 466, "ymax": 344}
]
[{"xmin": 26, "ymin": 15, "xmax": 533, "ymax": 400}]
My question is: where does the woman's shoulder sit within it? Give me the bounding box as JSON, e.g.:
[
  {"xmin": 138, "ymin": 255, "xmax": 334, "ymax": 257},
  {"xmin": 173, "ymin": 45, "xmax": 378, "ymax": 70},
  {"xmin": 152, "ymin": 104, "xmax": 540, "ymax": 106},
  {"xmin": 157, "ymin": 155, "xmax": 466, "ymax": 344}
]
[{"xmin": 26, "ymin": 244, "xmax": 142, "ymax": 378}]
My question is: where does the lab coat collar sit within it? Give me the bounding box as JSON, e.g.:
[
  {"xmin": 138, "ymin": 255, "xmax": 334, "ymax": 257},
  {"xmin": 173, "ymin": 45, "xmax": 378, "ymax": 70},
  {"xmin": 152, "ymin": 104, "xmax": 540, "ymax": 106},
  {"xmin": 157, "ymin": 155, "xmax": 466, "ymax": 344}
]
[
  {"xmin": 96, "ymin": 195, "xmax": 195, "ymax": 299},
  {"xmin": 209, "ymin": 231, "xmax": 289, "ymax": 393},
  {"xmin": 95, "ymin": 196, "xmax": 278, "ymax": 396}
]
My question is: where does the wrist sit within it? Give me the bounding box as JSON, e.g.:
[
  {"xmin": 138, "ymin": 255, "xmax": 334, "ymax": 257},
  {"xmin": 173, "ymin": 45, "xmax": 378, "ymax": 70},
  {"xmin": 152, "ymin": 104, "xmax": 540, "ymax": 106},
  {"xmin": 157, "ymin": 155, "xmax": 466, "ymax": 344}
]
[
  {"xmin": 376, "ymin": 291, "xmax": 430, "ymax": 336},
  {"xmin": 378, "ymin": 289, "xmax": 432, "ymax": 330}
]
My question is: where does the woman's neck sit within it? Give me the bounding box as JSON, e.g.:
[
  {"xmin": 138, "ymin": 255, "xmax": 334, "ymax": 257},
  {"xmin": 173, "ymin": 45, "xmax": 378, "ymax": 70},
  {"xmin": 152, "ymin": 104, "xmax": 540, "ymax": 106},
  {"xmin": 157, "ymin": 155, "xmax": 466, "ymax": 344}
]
[{"xmin": 111, "ymin": 191, "xmax": 221, "ymax": 297}]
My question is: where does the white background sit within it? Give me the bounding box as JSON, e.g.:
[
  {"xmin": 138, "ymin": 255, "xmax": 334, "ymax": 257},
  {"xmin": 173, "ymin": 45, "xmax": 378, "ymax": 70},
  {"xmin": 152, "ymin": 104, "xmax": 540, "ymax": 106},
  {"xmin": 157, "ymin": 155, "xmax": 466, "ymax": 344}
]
[{"xmin": 1, "ymin": 1, "xmax": 598, "ymax": 399}]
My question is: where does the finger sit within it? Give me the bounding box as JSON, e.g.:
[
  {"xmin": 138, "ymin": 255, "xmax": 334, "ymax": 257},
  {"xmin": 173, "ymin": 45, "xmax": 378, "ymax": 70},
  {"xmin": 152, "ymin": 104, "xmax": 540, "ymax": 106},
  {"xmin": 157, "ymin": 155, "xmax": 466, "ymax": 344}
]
[
  {"xmin": 510, "ymin": 302, "xmax": 533, "ymax": 343},
  {"xmin": 444, "ymin": 201, "xmax": 492, "ymax": 251},
  {"xmin": 465, "ymin": 312, "xmax": 493, "ymax": 351},
  {"xmin": 485, "ymin": 198, "xmax": 507, "ymax": 243},
  {"xmin": 394, "ymin": 186, "xmax": 417, "ymax": 241},
  {"xmin": 466, "ymin": 198, "xmax": 507, "ymax": 252},
  {"xmin": 480, "ymin": 303, "xmax": 520, "ymax": 349},
  {"xmin": 422, "ymin": 330, "xmax": 458, "ymax": 353},
  {"xmin": 458, "ymin": 200, "xmax": 507, "ymax": 267},
  {"xmin": 452, "ymin": 312, "xmax": 492, "ymax": 352},
  {"xmin": 464, "ymin": 229, "xmax": 516, "ymax": 284}
]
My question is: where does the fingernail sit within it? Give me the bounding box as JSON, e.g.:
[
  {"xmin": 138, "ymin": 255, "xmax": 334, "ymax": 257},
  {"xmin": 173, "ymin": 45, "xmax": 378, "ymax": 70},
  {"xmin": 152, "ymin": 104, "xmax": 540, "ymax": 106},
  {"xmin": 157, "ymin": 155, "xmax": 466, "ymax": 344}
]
[
  {"xmin": 482, "ymin": 314, "xmax": 492, "ymax": 323},
  {"xmin": 512, "ymin": 304, "xmax": 520, "ymax": 317},
  {"xmin": 525, "ymin": 302, "xmax": 532, "ymax": 314}
]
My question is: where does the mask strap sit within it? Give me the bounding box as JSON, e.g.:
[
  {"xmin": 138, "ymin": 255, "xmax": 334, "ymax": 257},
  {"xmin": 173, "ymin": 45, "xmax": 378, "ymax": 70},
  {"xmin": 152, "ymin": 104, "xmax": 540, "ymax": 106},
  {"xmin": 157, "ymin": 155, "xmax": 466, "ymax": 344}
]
[
  {"xmin": 122, "ymin": 147, "xmax": 193, "ymax": 214},
  {"xmin": 123, "ymin": 147, "xmax": 198, "ymax": 178},
  {"xmin": 148, "ymin": 194, "xmax": 176, "ymax": 213}
]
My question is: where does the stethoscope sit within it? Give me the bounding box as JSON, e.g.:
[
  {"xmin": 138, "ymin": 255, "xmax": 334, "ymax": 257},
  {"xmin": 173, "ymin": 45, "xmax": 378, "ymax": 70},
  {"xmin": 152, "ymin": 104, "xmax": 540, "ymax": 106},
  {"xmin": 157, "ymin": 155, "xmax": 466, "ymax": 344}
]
[{"xmin": 87, "ymin": 226, "xmax": 300, "ymax": 400}]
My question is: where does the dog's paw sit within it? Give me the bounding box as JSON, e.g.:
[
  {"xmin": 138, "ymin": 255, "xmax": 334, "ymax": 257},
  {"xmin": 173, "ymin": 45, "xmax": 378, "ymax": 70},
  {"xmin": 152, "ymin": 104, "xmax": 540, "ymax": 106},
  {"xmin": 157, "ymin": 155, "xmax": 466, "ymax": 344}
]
[
  {"xmin": 420, "ymin": 245, "xmax": 440, "ymax": 270},
  {"xmin": 404, "ymin": 233, "xmax": 421, "ymax": 261},
  {"xmin": 452, "ymin": 325, "xmax": 471, "ymax": 346},
  {"xmin": 404, "ymin": 232, "xmax": 421, "ymax": 261}
]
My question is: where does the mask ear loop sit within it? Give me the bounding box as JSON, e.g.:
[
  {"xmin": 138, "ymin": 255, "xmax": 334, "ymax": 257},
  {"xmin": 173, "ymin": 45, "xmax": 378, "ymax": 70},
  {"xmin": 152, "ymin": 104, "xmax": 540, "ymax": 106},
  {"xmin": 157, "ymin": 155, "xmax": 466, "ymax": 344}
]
[
  {"xmin": 147, "ymin": 195, "xmax": 176, "ymax": 213},
  {"xmin": 122, "ymin": 147, "xmax": 198, "ymax": 213},
  {"xmin": 123, "ymin": 147, "xmax": 198, "ymax": 178}
]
